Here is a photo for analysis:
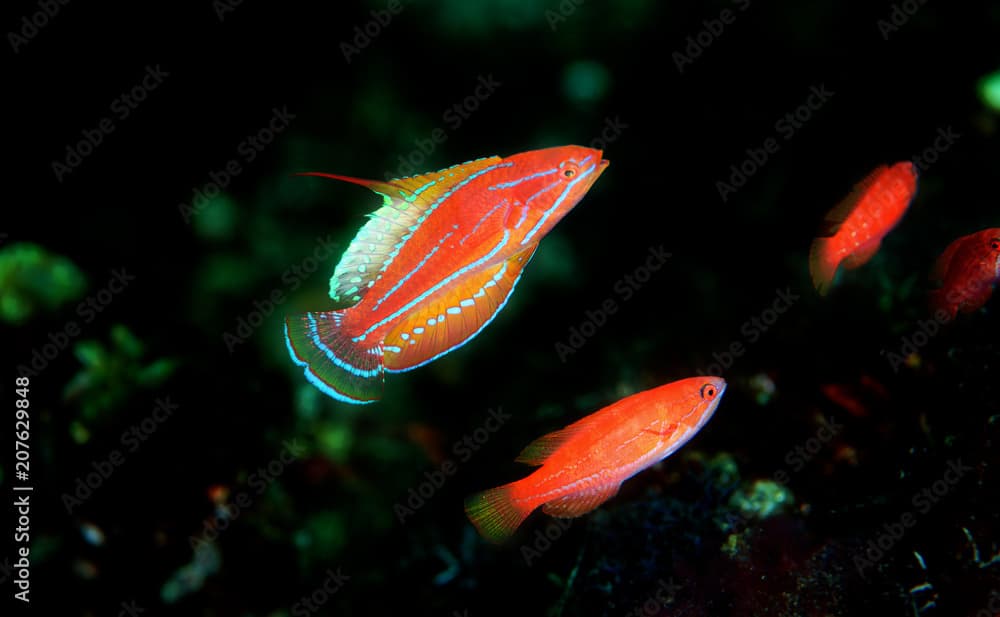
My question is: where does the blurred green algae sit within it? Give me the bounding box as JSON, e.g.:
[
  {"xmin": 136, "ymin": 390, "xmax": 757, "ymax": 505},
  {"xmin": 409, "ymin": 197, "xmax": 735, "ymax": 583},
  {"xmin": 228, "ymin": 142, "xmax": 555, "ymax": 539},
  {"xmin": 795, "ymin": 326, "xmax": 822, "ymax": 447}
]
[
  {"xmin": 0, "ymin": 242, "xmax": 85, "ymax": 324},
  {"xmin": 64, "ymin": 324, "xmax": 177, "ymax": 423}
]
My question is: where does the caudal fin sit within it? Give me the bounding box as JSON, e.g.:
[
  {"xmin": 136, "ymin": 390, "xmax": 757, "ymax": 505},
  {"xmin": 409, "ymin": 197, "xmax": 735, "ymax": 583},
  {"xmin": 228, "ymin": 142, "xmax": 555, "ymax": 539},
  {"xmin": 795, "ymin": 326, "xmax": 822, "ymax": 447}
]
[
  {"xmin": 464, "ymin": 483, "xmax": 533, "ymax": 543},
  {"xmin": 284, "ymin": 310, "xmax": 384, "ymax": 404},
  {"xmin": 809, "ymin": 237, "xmax": 839, "ymax": 296}
]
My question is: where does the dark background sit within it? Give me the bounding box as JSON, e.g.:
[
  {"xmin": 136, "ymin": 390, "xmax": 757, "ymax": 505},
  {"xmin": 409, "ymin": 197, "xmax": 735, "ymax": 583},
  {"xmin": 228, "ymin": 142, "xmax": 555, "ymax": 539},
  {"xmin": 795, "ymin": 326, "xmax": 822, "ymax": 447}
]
[{"xmin": 4, "ymin": 0, "xmax": 1000, "ymax": 615}]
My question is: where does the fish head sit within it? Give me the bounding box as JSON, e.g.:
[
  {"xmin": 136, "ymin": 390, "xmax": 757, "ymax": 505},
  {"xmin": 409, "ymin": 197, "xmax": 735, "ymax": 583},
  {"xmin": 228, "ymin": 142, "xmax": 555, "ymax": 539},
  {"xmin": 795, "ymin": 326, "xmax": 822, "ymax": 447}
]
[
  {"xmin": 648, "ymin": 376, "xmax": 727, "ymax": 462},
  {"xmin": 674, "ymin": 376, "xmax": 727, "ymax": 434},
  {"xmin": 503, "ymin": 145, "xmax": 608, "ymax": 242},
  {"xmin": 986, "ymin": 229, "xmax": 1000, "ymax": 279}
]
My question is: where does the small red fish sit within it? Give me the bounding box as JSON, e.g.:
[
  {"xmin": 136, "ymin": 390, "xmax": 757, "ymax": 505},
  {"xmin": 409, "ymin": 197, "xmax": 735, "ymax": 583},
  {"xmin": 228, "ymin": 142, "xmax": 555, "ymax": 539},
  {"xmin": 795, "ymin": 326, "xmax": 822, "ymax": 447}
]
[
  {"xmin": 809, "ymin": 162, "xmax": 919, "ymax": 295},
  {"xmin": 285, "ymin": 146, "xmax": 608, "ymax": 404},
  {"xmin": 464, "ymin": 377, "xmax": 726, "ymax": 543},
  {"xmin": 929, "ymin": 228, "xmax": 1000, "ymax": 318}
]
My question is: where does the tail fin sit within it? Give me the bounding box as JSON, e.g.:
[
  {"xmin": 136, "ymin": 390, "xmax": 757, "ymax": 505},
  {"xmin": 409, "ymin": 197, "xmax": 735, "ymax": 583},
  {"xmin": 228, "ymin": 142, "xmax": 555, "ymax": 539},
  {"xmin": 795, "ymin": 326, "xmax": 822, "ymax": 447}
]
[
  {"xmin": 809, "ymin": 237, "xmax": 839, "ymax": 296},
  {"xmin": 284, "ymin": 310, "xmax": 384, "ymax": 404},
  {"xmin": 464, "ymin": 483, "xmax": 533, "ymax": 543}
]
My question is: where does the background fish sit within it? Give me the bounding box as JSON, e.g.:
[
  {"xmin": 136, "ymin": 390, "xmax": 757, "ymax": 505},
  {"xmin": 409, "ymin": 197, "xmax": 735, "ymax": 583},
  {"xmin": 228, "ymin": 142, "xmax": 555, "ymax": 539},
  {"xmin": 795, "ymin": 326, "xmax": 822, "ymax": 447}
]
[
  {"xmin": 464, "ymin": 376, "xmax": 726, "ymax": 542},
  {"xmin": 930, "ymin": 228, "xmax": 1000, "ymax": 318},
  {"xmin": 809, "ymin": 162, "xmax": 919, "ymax": 295},
  {"xmin": 286, "ymin": 146, "xmax": 608, "ymax": 404}
]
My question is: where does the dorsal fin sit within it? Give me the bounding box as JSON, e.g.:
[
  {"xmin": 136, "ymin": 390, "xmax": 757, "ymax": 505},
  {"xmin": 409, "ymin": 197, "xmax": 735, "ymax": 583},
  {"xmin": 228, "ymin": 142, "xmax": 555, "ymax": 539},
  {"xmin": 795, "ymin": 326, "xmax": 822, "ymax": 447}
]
[
  {"xmin": 818, "ymin": 165, "xmax": 889, "ymax": 237},
  {"xmin": 298, "ymin": 157, "xmax": 506, "ymax": 304},
  {"xmin": 930, "ymin": 236, "xmax": 965, "ymax": 282},
  {"xmin": 514, "ymin": 426, "xmax": 581, "ymax": 466}
]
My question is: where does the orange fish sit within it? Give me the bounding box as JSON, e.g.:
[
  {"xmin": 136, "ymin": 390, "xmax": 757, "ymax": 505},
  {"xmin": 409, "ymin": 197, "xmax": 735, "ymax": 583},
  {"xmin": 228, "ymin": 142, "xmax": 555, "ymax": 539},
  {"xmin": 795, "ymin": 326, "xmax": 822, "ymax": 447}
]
[
  {"xmin": 809, "ymin": 162, "xmax": 919, "ymax": 295},
  {"xmin": 464, "ymin": 377, "xmax": 726, "ymax": 542},
  {"xmin": 285, "ymin": 146, "xmax": 608, "ymax": 404},
  {"xmin": 929, "ymin": 228, "xmax": 1000, "ymax": 318}
]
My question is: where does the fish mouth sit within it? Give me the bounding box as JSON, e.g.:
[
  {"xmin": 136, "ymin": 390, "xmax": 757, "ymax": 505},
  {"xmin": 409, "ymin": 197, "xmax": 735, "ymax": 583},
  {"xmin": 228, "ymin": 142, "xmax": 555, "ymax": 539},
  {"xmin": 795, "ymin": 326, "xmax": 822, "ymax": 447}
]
[{"xmin": 599, "ymin": 159, "xmax": 610, "ymax": 170}]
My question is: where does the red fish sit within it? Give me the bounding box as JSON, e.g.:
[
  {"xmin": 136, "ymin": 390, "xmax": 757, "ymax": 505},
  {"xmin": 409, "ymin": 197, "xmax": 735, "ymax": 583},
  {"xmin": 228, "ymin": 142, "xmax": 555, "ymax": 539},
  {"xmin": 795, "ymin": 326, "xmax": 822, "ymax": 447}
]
[
  {"xmin": 285, "ymin": 146, "xmax": 608, "ymax": 403},
  {"xmin": 464, "ymin": 377, "xmax": 726, "ymax": 543},
  {"xmin": 929, "ymin": 228, "xmax": 1000, "ymax": 318},
  {"xmin": 809, "ymin": 162, "xmax": 919, "ymax": 295}
]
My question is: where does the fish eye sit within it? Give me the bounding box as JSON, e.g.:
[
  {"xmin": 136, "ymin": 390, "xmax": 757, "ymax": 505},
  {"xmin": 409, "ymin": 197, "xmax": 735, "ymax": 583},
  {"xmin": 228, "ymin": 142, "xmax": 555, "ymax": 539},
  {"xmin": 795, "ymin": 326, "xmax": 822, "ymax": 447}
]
[
  {"xmin": 991, "ymin": 238, "xmax": 1000, "ymax": 251},
  {"xmin": 560, "ymin": 162, "xmax": 579, "ymax": 179},
  {"xmin": 700, "ymin": 383, "xmax": 717, "ymax": 399}
]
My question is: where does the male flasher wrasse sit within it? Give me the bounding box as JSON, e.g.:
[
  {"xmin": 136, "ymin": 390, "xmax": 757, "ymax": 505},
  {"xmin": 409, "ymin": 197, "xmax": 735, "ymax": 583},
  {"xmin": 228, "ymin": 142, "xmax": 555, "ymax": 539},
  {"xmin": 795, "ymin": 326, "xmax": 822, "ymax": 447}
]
[
  {"xmin": 464, "ymin": 377, "xmax": 726, "ymax": 543},
  {"xmin": 809, "ymin": 162, "xmax": 919, "ymax": 295},
  {"xmin": 929, "ymin": 228, "xmax": 1000, "ymax": 318},
  {"xmin": 285, "ymin": 146, "xmax": 608, "ymax": 404}
]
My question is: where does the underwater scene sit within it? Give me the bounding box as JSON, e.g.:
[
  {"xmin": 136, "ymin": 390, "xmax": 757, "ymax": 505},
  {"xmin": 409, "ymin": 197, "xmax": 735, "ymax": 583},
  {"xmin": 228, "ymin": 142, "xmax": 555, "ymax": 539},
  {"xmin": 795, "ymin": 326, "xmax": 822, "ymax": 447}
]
[{"xmin": 4, "ymin": 1, "xmax": 1000, "ymax": 615}]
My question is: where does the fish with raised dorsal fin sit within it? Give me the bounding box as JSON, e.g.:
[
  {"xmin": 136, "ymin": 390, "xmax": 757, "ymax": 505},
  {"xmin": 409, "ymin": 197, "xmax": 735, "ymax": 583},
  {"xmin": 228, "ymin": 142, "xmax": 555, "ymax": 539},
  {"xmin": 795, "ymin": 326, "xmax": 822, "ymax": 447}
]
[
  {"xmin": 809, "ymin": 162, "xmax": 919, "ymax": 295},
  {"xmin": 285, "ymin": 146, "xmax": 608, "ymax": 404},
  {"xmin": 464, "ymin": 377, "xmax": 726, "ymax": 543}
]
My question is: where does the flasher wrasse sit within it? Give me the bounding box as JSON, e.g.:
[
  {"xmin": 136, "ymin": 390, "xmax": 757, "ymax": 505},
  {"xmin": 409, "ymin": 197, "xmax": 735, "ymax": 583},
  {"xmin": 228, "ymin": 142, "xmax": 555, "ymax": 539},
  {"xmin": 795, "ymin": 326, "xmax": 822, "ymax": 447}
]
[
  {"xmin": 464, "ymin": 377, "xmax": 726, "ymax": 543},
  {"xmin": 809, "ymin": 162, "xmax": 919, "ymax": 295},
  {"xmin": 929, "ymin": 228, "xmax": 1000, "ymax": 318},
  {"xmin": 285, "ymin": 146, "xmax": 608, "ymax": 403}
]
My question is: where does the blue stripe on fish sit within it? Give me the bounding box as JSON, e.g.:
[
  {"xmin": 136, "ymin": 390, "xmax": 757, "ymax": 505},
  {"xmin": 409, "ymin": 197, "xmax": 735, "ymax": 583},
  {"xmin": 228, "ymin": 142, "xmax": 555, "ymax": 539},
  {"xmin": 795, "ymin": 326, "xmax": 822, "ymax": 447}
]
[
  {"xmin": 520, "ymin": 161, "xmax": 597, "ymax": 245},
  {"xmin": 372, "ymin": 231, "xmax": 455, "ymax": 312},
  {"xmin": 461, "ymin": 199, "xmax": 508, "ymax": 245},
  {"xmin": 488, "ymin": 167, "xmax": 558, "ymax": 190},
  {"xmin": 386, "ymin": 255, "xmax": 530, "ymax": 373},
  {"xmin": 359, "ymin": 230, "xmax": 511, "ymax": 338},
  {"xmin": 306, "ymin": 314, "xmax": 380, "ymax": 378},
  {"xmin": 283, "ymin": 317, "xmax": 380, "ymax": 405},
  {"xmin": 363, "ymin": 162, "xmax": 513, "ymax": 286}
]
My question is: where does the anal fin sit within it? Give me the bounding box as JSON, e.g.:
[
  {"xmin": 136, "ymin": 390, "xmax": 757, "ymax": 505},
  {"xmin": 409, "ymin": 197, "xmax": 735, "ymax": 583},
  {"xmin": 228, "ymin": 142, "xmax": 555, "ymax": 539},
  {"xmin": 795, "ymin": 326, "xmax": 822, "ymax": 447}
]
[
  {"xmin": 542, "ymin": 481, "xmax": 621, "ymax": 518},
  {"xmin": 382, "ymin": 244, "xmax": 537, "ymax": 372},
  {"xmin": 842, "ymin": 240, "xmax": 881, "ymax": 269}
]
